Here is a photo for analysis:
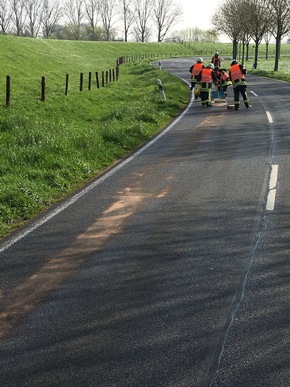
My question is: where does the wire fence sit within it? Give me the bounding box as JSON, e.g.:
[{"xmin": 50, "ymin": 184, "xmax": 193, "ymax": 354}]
[{"xmin": 1, "ymin": 52, "xmax": 193, "ymax": 108}]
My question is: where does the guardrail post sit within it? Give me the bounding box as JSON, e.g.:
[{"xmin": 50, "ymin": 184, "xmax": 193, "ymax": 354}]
[{"xmin": 157, "ymin": 79, "xmax": 166, "ymax": 100}]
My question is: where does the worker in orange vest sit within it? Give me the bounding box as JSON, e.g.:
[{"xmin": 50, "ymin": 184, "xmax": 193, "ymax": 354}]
[
  {"xmin": 215, "ymin": 67, "xmax": 232, "ymax": 99},
  {"xmin": 229, "ymin": 59, "xmax": 251, "ymax": 110},
  {"xmin": 211, "ymin": 52, "xmax": 221, "ymax": 68},
  {"xmin": 196, "ymin": 63, "xmax": 218, "ymax": 107},
  {"xmin": 189, "ymin": 57, "xmax": 204, "ymax": 98}
]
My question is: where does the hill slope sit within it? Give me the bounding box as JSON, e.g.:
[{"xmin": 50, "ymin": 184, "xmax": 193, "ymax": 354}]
[{"xmin": 0, "ymin": 36, "xmax": 192, "ymax": 238}]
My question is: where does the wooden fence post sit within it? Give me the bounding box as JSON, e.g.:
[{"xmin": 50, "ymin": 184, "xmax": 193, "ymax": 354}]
[
  {"xmin": 95, "ymin": 72, "xmax": 100, "ymax": 88},
  {"xmin": 41, "ymin": 76, "xmax": 46, "ymax": 101},
  {"xmin": 102, "ymin": 71, "xmax": 104, "ymax": 87},
  {"xmin": 88, "ymin": 71, "xmax": 92, "ymax": 90},
  {"xmin": 6, "ymin": 75, "xmax": 10, "ymax": 107},
  {"xmin": 80, "ymin": 72, "xmax": 83, "ymax": 91},
  {"xmin": 65, "ymin": 74, "xmax": 69, "ymax": 95}
]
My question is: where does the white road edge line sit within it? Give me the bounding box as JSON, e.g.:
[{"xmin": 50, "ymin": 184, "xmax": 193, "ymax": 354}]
[{"xmin": 266, "ymin": 165, "xmax": 278, "ymax": 211}]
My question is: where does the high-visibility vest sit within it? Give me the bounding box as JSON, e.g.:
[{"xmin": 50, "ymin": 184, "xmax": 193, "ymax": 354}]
[
  {"xmin": 191, "ymin": 63, "xmax": 203, "ymax": 76},
  {"xmin": 221, "ymin": 71, "xmax": 229, "ymax": 81},
  {"xmin": 212, "ymin": 56, "xmax": 221, "ymax": 66},
  {"xmin": 230, "ymin": 64, "xmax": 245, "ymax": 81},
  {"xmin": 201, "ymin": 68, "xmax": 213, "ymax": 83}
]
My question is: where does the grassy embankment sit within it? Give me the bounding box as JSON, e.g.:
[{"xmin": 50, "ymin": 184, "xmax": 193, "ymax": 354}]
[
  {"xmin": 0, "ymin": 37, "xmax": 290, "ymax": 239},
  {"xmin": 0, "ymin": 36, "xmax": 194, "ymax": 238}
]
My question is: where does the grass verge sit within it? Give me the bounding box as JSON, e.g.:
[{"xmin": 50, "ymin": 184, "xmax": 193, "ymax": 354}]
[{"xmin": 0, "ymin": 59, "xmax": 189, "ymax": 238}]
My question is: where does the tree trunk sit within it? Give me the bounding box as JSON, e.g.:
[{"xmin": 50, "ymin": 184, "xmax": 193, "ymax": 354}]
[
  {"xmin": 246, "ymin": 42, "xmax": 249, "ymax": 61},
  {"xmin": 266, "ymin": 42, "xmax": 269, "ymax": 60},
  {"xmin": 232, "ymin": 39, "xmax": 238, "ymax": 59},
  {"xmin": 254, "ymin": 40, "xmax": 259, "ymax": 69},
  {"xmin": 274, "ymin": 35, "xmax": 281, "ymax": 71},
  {"xmin": 241, "ymin": 40, "xmax": 245, "ymax": 66}
]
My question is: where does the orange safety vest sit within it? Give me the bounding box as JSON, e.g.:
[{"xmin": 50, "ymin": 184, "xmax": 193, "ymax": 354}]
[
  {"xmin": 230, "ymin": 64, "xmax": 245, "ymax": 81},
  {"xmin": 201, "ymin": 68, "xmax": 213, "ymax": 83},
  {"xmin": 191, "ymin": 62, "xmax": 203, "ymax": 76},
  {"xmin": 212, "ymin": 56, "xmax": 221, "ymax": 66},
  {"xmin": 221, "ymin": 71, "xmax": 229, "ymax": 81}
]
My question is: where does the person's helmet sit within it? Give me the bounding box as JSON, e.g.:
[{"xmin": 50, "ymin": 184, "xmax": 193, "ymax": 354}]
[
  {"xmin": 231, "ymin": 59, "xmax": 238, "ymax": 66},
  {"xmin": 196, "ymin": 57, "xmax": 203, "ymax": 63},
  {"xmin": 215, "ymin": 52, "xmax": 219, "ymax": 56},
  {"xmin": 207, "ymin": 63, "xmax": 214, "ymax": 69}
]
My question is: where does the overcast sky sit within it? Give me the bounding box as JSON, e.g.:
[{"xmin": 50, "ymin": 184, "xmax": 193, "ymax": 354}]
[
  {"xmin": 177, "ymin": 0, "xmax": 217, "ymax": 30},
  {"xmin": 173, "ymin": 0, "xmax": 231, "ymax": 42}
]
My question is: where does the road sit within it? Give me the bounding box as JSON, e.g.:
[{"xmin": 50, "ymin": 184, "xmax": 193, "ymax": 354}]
[{"xmin": 0, "ymin": 58, "xmax": 289, "ymax": 386}]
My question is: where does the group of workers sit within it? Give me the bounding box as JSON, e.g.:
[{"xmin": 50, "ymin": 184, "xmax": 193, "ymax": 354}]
[{"xmin": 189, "ymin": 52, "xmax": 251, "ymax": 110}]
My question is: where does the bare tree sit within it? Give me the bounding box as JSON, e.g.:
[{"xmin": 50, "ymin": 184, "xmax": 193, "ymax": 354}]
[
  {"xmin": 64, "ymin": 0, "xmax": 85, "ymax": 40},
  {"xmin": 246, "ymin": 0, "xmax": 270, "ymax": 68},
  {"xmin": 99, "ymin": 0, "xmax": 116, "ymax": 40},
  {"xmin": 42, "ymin": 0, "xmax": 63, "ymax": 38},
  {"xmin": 227, "ymin": 0, "xmax": 252, "ymax": 65},
  {"xmin": 10, "ymin": 0, "xmax": 26, "ymax": 35},
  {"xmin": 153, "ymin": 0, "xmax": 182, "ymax": 42},
  {"xmin": 211, "ymin": 0, "xmax": 244, "ymax": 59},
  {"xmin": 25, "ymin": 0, "xmax": 43, "ymax": 37},
  {"xmin": 0, "ymin": 0, "xmax": 12, "ymax": 34},
  {"xmin": 264, "ymin": 31, "xmax": 272, "ymax": 59},
  {"xmin": 84, "ymin": 0, "xmax": 100, "ymax": 39},
  {"xmin": 267, "ymin": 0, "xmax": 290, "ymax": 71},
  {"xmin": 178, "ymin": 27, "xmax": 219, "ymax": 43},
  {"xmin": 119, "ymin": 0, "xmax": 135, "ymax": 41},
  {"xmin": 133, "ymin": 0, "xmax": 153, "ymax": 42}
]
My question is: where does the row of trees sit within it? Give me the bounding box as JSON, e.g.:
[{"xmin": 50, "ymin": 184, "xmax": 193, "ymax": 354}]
[
  {"xmin": 177, "ymin": 27, "xmax": 220, "ymax": 43},
  {"xmin": 212, "ymin": 0, "xmax": 290, "ymax": 71},
  {"xmin": 2, "ymin": 0, "xmax": 290, "ymax": 69},
  {"xmin": 0, "ymin": 0, "xmax": 183, "ymax": 42}
]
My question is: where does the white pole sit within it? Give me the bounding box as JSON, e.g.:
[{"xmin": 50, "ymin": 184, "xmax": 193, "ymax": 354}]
[{"xmin": 156, "ymin": 79, "xmax": 166, "ymax": 100}]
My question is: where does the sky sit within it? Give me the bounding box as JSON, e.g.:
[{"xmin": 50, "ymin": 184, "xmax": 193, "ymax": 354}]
[
  {"xmin": 177, "ymin": 0, "xmax": 217, "ymax": 31},
  {"xmin": 173, "ymin": 0, "xmax": 231, "ymax": 42}
]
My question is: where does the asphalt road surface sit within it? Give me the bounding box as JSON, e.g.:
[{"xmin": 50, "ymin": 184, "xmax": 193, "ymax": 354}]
[{"xmin": 0, "ymin": 58, "xmax": 289, "ymax": 386}]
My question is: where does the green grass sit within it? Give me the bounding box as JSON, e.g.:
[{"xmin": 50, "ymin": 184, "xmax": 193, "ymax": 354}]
[
  {"xmin": 182, "ymin": 41, "xmax": 290, "ymax": 58},
  {"xmin": 1, "ymin": 35, "xmax": 290, "ymax": 239},
  {"xmin": 0, "ymin": 36, "xmax": 192, "ymax": 238}
]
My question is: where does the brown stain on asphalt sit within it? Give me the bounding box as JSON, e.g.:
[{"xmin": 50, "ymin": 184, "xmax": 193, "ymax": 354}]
[{"xmin": 0, "ymin": 185, "xmax": 168, "ymax": 339}]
